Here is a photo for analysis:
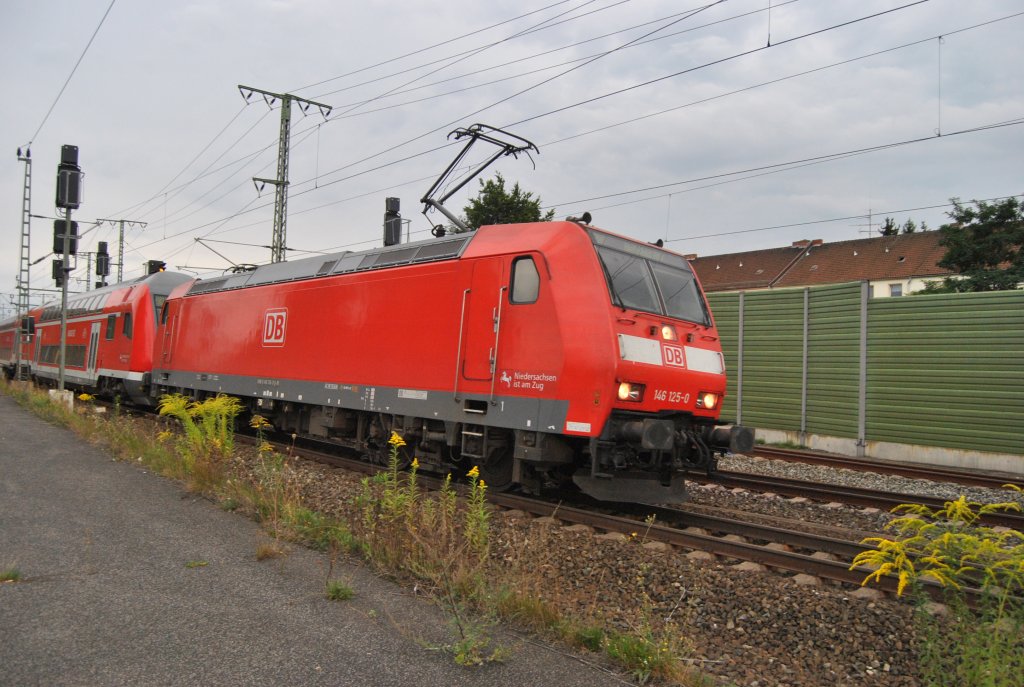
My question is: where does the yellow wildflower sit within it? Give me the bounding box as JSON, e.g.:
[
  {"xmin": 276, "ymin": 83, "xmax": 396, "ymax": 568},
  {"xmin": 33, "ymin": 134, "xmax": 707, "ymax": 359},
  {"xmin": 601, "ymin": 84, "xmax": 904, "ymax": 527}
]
[
  {"xmin": 478, "ymin": 479, "xmax": 487, "ymax": 490},
  {"xmin": 411, "ymin": 457, "xmax": 419, "ymax": 470},
  {"xmin": 156, "ymin": 430, "xmax": 172, "ymax": 443},
  {"xmin": 249, "ymin": 415, "xmax": 271, "ymax": 430},
  {"xmin": 388, "ymin": 431, "xmax": 406, "ymax": 448},
  {"xmin": 78, "ymin": 393, "xmax": 94, "ymax": 402},
  {"xmin": 467, "ymin": 465, "xmax": 480, "ymax": 478}
]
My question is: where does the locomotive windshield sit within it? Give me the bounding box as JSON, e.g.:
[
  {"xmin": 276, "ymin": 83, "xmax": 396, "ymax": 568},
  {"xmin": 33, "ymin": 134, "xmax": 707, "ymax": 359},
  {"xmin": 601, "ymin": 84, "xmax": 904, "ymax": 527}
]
[{"xmin": 589, "ymin": 230, "xmax": 710, "ymax": 326}]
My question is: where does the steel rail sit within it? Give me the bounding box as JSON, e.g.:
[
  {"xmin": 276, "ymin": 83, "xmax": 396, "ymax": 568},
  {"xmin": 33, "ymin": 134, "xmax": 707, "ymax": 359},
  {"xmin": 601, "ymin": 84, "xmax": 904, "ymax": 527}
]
[
  {"xmin": 700, "ymin": 471, "xmax": 1024, "ymax": 530},
  {"xmin": 750, "ymin": 446, "xmax": 1022, "ymax": 491}
]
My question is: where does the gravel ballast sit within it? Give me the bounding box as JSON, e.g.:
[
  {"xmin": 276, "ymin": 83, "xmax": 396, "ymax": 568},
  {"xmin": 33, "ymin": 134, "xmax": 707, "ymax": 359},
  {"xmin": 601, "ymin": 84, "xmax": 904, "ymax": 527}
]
[{"xmin": 275, "ymin": 450, "xmax": 1024, "ymax": 686}]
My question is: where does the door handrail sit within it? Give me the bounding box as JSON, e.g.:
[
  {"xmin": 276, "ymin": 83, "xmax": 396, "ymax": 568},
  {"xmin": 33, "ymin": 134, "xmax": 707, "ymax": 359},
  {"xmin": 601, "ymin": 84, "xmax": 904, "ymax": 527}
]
[
  {"xmin": 488, "ymin": 286, "xmax": 508, "ymax": 405},
  {"xmin": 453, "ymin": 288, "xmax": 470, "ymax": 402}
]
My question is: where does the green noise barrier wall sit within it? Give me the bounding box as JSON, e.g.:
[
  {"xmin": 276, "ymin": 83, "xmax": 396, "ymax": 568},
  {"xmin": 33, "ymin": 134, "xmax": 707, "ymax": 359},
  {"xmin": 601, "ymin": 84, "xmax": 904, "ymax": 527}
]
[{"xmin": 706, "ymin": 283, "xmax": 1024, "ymax": 457}]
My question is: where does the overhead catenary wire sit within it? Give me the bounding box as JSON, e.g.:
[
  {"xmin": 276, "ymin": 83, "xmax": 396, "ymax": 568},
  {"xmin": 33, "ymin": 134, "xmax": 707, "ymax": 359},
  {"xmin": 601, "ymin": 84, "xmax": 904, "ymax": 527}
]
[
  {"xmin": 548, "ymin": 117, "xmax": 1024, "ymax": 210},
  {"xmin": 303, "ymin": 2, "xmax": 726, "ymax": 192},
  {"xmin": 506, "ymin": 0, "xmax": 934, "ymax": 129},
  {"xmin": 293, "ymin": 0, "xmax": 585, "ymax": 93},
  {"xmin": 23, "ymin": 0, "xmax": 117, "ymax": 146},
  {"xmin": 129, "ymin": 1, "xmax": 723, "ymax": 257},
  {"xmin": 126, "ymin": 114, "xmax": 1024, "ymax": 267},
  {"xmin": 97, "ymin": 0, "xmax": 1012, "ymax": 280},
  {"xmin": 120, "ymin": 0, "xmax": 962, "ymax": 242},
  {"xmin": 325, "ymin": 1, "xmax": 800, "ymax": 116},
  {"xmin": 108, "ymin": 0, "xmax": 903, "ymax": 239},
  {"xmin": 668, "ymin": 193, "xmax": 1024, "ymax": 244},
  {"xmin": 285, "ymin": 0, "xmax": 933, "ymax": 197},
  {"xmin": 540, "ymin": 10, "xmax": 1024, "ymax": 148},
  {"xmin": 326, "ymin": 0, "xmax": 614, "ymax": 122},
  {"xmin": 310, "ymin": 0, "xmax": 699, "ymax": 104},
  {"xmin": 114, "ymin": 105, "xmax": 251, "ymax": 219},
  {"xmin": 104, "ymin": 0, "xmax": 593, "ymax": 223}
]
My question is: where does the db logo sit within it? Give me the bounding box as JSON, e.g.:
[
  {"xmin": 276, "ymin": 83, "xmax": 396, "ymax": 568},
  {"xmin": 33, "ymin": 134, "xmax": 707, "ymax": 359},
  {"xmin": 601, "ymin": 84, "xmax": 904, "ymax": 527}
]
[
  {"xmin": 662, "ymin": 344, "xmax": 686, "ymax": 368},
  {"xmin": 262, "ymin": 308, "xmax": 287, "ymax": 347}
]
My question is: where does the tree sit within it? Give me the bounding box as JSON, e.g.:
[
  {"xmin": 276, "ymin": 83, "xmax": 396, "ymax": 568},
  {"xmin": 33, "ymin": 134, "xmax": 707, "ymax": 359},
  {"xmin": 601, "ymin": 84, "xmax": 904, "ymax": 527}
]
[
  {"xmin": 879, "ymin": 217, "xmax": 900, "ymax": 236},
  {"xmin": 926, "ymin": 197, "xmax": 1024, "ymax": 293},
  {"xmin": 462, "ymin": 173, "xmax": 555, "ymax": 229},
  {"xmin": 879, "ymin": 217, "xmax": 925, "ymax": 236}
]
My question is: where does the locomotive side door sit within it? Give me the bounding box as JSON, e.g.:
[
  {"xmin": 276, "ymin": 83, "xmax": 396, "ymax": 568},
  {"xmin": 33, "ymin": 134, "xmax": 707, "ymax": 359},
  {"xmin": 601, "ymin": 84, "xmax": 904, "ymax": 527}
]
[
  {"xmin": 160, "ymin": 301, "xmax": 176, "ymax": 364},
  {"xmin": 461, "ymin": 258, "xmax": 506, "ymax": 382}
]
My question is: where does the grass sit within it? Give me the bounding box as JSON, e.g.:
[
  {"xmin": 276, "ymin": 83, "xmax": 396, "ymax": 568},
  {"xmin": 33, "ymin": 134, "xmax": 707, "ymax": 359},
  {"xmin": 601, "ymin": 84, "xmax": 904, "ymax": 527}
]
[
  {"xmin": 325, "ymin": 580, "xmax": 354, "ymax": 601},
  {"xmin": 1, "ymin": 567, "xmax": 22, "ymax": 583}
]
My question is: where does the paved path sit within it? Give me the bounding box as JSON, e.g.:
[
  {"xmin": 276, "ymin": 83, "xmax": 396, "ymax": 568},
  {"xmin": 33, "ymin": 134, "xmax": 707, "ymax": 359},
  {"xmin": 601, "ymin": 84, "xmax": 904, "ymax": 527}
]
[{"xmin": 0, "ymin": 394, "xmax": 628, "ymax": 686}]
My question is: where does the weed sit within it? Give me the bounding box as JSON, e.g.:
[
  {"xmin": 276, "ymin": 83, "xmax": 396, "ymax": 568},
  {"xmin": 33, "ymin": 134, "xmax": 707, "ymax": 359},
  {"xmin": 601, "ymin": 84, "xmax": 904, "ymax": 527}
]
[
  {"xmin": 158, "ymin": 393, "xmax": 242, "ymax": 491},
  {"xmin": 359, "ymin": 433, "xmax": 504, "ymax": 666},
  {"xmin": 185, "ymin": 560, "xmax": 209, "ymax": 569},
  {"xmin": 326, "ymin": 579, "xmax": 354, "ymax": 601},
  {"xmin": 851, "ymin": 487, "xmax": 1024, "ymax": 687},
  {"xmin": 765, "ymin": 440, "xmax": 806, "ymax": 450},
  {"xmin": 1, "ymin": 567, "xmax": 22, "ymax": 583},
  {"xmin": 572, "ymin": 626, "xmax": 605, "ymax": 652}
]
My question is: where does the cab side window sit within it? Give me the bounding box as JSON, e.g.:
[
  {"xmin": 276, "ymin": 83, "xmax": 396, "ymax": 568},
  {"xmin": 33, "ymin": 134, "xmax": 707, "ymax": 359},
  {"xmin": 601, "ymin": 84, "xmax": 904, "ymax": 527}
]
[
  {"xmin": 510, "ymin": 256, "xmax": 540, "ymax": 304},
  {"xmin": 105, "ymin": 314, "xmax": 117, "ymax": 340},
  {"xmin": 122, "ymin": 312, "xmax": 133, "ymax": 339}
]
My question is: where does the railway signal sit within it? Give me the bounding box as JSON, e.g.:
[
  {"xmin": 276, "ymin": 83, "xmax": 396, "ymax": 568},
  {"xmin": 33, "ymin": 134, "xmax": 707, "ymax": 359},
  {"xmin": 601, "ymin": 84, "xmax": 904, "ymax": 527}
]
[
  {"xmin": 54, "ymin": 144, "xmax": 84, "ymax": 392},
  {"xmin": 51, "ymin": 259, "xmax": 64, "ymax": 288},
  {"xmin": 52, "ymin": 219, "xmax": 78, "ymax": 255}
]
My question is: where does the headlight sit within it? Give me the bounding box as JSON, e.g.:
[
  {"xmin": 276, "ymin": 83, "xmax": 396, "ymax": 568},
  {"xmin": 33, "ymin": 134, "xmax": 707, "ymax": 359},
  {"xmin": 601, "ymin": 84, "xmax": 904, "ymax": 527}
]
[
  {"xmin": 696, "ymin": 391, "xmax": 719, "ymax": 409},
  {"xmin": 648, "ymin": 324, "xmax": 678, "ymax": 340},
  {"xmin": 617, "ymin": 382, "xmax": 645, "ymax": 402}
]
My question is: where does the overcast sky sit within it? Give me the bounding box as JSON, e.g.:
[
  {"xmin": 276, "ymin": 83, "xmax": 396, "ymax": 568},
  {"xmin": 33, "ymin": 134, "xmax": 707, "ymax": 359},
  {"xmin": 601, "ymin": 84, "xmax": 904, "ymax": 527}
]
[{"xmin": 2, "ymin": 0, "xmax": 1022, "ymax": 314}]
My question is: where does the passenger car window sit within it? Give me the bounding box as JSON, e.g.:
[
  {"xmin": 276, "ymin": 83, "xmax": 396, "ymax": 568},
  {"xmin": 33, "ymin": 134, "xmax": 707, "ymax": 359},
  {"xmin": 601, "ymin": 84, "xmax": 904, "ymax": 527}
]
[{"xmin": 510, "ymin": 256, "xmax": 540, "ymax": 304}]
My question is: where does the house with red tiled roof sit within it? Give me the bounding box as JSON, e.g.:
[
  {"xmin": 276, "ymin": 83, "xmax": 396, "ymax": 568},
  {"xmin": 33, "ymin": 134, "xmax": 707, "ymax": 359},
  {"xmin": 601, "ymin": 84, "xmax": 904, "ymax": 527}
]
[{"xmin": 689, "ymin": 231, "xmax": 953, "ymax": 297}]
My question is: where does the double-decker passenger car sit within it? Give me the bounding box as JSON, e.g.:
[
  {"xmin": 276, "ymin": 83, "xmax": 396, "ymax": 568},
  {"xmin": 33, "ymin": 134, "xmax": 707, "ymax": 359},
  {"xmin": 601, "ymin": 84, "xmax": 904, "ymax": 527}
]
[
  {"xmin": 0, "ymin": 316, "xmax": 34, "ymax": 380},
  {"xmin": 27, "ymin": 272, "xmax": 191, "ymax": 403}
]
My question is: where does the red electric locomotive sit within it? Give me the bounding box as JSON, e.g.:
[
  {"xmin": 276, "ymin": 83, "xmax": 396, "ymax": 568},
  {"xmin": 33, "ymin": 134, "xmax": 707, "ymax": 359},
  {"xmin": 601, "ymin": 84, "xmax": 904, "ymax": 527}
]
[
  {"xmin": 27, "ymin": 271, "xmax": 191, "ymax": 403},
  {"xmin": 152, "ymin": 219, "xmax": 750, "ymax": 503}
]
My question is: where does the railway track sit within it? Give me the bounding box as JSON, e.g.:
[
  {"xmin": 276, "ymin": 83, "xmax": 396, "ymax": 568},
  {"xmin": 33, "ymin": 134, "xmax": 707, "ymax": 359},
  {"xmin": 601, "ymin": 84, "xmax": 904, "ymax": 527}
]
[
  {"xmin": 269, "ymin": 436, "xmax": 976, "ymax": 601},
  {"xmin": 750, "ymin": 445, "xmax": 1022, "ymax": 491},
  {"xmin": 697, "ymin": 470, "xmax": 1024, "ymax": 530}
]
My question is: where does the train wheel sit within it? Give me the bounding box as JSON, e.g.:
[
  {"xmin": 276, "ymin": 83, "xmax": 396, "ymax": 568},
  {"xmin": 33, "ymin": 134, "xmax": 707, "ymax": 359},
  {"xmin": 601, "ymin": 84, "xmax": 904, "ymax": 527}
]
[{"xmin": 478, "ymin": 444, "xmax": 514, "ymax": 491}]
